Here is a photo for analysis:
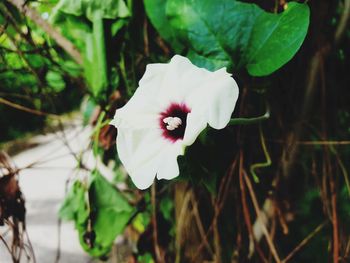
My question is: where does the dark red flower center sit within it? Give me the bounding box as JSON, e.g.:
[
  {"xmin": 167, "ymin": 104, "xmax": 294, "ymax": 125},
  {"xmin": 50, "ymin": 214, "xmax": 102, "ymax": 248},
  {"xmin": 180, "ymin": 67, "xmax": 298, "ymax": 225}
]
[{"xmin": 159, "ymin": 103, "xmax": 191, "ymax": 143}]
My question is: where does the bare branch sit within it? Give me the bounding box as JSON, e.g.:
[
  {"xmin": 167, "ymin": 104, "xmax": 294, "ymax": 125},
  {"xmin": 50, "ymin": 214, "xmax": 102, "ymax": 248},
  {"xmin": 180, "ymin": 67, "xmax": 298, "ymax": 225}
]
[{"xmin": 0, "ymin": 97, "xmax": 60, "ymax": 118}]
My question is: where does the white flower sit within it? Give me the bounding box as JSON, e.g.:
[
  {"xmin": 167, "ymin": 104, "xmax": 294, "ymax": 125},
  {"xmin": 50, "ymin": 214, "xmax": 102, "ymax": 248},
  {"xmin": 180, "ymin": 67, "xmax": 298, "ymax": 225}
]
[{"xmin": 111, "ymin": 55, "xmax": 239, "ymax": 189}]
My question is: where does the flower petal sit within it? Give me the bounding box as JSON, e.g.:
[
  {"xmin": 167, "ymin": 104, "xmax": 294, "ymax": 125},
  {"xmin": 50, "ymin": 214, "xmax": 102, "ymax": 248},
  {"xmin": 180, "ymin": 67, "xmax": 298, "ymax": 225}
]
[
  {"xmin": 185, "ymin": 68, "xmax": 239, "ymax": 129},
  {"xmin": 111, "ymin": 111, "xmax": 158, "ymax": 129},
  {"xmin": 155, "ymin": 55, "xmax": 214, "ymax": 108},
  {"xmin": 117, "ymin": 129, "xmax": 165, "ymax": 189},
  {"xmin": 139, "ymin": 63, "xmax": 168, "ymax": 88},
  {"xmin": 111, "ymin": 63, "xmax": 169, "ymax": 129},
  {"xmin": 156, "ymin": 142, "xmax": 184, "ymax": 180},
  {"xmin": 182, "ymin": 111, "xmax": 207, "ymax": 146}
]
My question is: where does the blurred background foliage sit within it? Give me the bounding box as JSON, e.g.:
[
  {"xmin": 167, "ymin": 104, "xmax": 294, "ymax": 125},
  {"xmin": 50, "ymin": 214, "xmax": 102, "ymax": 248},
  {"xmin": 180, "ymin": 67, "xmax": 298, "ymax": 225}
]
[{"xmin": 1, "ymin": 0, "xmax": 350, "ymax": 262}]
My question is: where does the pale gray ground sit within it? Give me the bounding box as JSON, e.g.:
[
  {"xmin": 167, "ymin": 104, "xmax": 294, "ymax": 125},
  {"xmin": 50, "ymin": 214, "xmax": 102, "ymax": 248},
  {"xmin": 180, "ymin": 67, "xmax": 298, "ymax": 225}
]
[{"xmin": 0, "ymin": 123, "xmax": 94, "ymax": 263}]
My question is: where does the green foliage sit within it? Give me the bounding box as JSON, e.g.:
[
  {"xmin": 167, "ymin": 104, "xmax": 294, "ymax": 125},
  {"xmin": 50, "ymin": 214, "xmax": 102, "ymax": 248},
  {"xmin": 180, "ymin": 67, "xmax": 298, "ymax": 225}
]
[
  {"xmin": 243, "ymin": 3, "xmax": 309, "ymax": 76},
  {"xmin": 0, "ymin": 1, "xmax": 84, "ymax": 142},
  {"xmin": 61, "ymin": 61, "xmax": 83, "ymax": 78},
  {"xmin": 52, "ymin": 0, "xmax": 131, "ymax": 100},
  {"xmin": 132, "ymin": 212, "xmax": 151, "ymax": 233},
  {"xmin": 146, "ymin": 0, "xmax": 310, "ymax": 75},
  {"xmin": 85, "ymin": 171, "xmax": 134, "ymax": 257},
  {"xmin": 138, "ymin": 253, "xmax": 155, "ymax": 263},
  {"xmin": 159, "ymin": 196, "xmax": 174, "ymax": 222},
  {"xmin": 59, "ymin": 181, "xmax": 89, "ymax": 224},
  {"xmin": 59, "ymin": 171, "xmax": 134, "ymax": 258},
  {"xmin": 81, "ymin": 96, "xmax": 97, "ymax": 124},
  {"xmin": 144, "ymin": 0, "xmax": 183, "ymax": 52},
  {"xmin": 46, "ymin": 70, "xmax": 66, "ymax": 92},
  {"xmin": 55, "ymin": 0, "xmax": 130, "ymax": 21}
]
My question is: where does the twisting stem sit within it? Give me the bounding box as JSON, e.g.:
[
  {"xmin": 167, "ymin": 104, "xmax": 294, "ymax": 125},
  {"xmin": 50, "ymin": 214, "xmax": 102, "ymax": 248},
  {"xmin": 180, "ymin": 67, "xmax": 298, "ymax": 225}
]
[{"xmin": 250, "ymin": 125, "xmax": 272, "ymax": 183}]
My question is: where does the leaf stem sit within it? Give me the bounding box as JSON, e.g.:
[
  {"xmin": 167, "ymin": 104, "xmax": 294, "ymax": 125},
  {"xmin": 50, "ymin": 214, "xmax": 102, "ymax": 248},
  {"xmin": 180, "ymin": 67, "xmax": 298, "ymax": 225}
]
[{"xmin": 229, "ymin": 108, "xmax": 270, "ymax": 126}]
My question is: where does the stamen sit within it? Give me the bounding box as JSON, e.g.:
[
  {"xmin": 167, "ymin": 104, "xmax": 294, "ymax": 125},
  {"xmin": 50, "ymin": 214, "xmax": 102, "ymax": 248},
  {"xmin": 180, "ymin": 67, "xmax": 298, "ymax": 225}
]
[
  {"xmin": 163, "ymin": 116, "xmax": 182, "ymax": 130},
  {"xmin": 172, "ymin": 117, "xmax": 182, "ymax": 126},
  {"xmin": 159, "ymin": 102, "xmax": 191, "ymax": 142},
  {"xmin": 163, "ymin": 117, "xmax": 172, "ymax": 123}
]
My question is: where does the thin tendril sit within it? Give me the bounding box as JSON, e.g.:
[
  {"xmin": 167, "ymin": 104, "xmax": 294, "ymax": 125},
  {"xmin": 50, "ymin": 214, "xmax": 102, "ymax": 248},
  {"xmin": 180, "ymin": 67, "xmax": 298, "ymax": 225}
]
[{"xmin": 250, "ymin": 125, "xmax": 271, "ymax": 183}]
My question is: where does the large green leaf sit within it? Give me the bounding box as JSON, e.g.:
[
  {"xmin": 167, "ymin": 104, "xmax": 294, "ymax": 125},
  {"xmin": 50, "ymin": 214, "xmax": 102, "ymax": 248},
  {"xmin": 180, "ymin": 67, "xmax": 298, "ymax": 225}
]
[
  {"xmin": 244, "ymin": 3, "xmax": 310, "ymax": 76},
  {"xmin": 59, "ymin": 172, "xmax": 134, "ymax": 258},
  {"xmin": 157, "ymin": 0, "xmax": 309, "ymax": 76},
  {"xmin": 80, "ymin": 171, "xmax": 134, "ymax": 257},
  {"xmin": 144, "ymin": 0, "xmax": 184, "ymax": 52}
]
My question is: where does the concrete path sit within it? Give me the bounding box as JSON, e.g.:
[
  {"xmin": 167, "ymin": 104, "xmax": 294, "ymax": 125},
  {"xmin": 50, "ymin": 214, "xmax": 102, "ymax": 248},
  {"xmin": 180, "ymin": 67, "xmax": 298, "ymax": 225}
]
[{"xmin": 0, "ymin": 122, "xmax": 95, "ymax": 263}]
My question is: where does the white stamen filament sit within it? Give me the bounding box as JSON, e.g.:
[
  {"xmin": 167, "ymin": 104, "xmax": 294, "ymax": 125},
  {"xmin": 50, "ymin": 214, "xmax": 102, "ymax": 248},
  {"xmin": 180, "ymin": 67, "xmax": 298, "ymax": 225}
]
[{"xmin": 163, "ymin": 116, "xmax": 182, "ymax": 130}]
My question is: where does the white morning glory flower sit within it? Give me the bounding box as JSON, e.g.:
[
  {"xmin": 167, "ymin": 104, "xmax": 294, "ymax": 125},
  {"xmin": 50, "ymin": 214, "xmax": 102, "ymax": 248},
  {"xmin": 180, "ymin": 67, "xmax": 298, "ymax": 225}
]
[{"xmin": 111, "ymin": 55, "xmax": 239, "ymax": 189}]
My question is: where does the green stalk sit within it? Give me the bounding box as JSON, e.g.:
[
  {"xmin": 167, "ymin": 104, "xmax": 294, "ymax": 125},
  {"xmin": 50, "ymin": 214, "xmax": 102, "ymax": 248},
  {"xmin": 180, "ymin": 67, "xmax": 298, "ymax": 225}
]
[{"xmin": 92, "ymin": 11, "xmax": 108, "ymax": 98}]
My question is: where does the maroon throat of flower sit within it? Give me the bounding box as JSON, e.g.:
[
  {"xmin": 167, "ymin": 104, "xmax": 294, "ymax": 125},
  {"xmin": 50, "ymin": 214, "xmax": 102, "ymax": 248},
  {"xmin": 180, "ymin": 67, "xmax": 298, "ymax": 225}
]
[{"xmin": 159, "ymin": 103, "xmax": 191, "ymax": 142}]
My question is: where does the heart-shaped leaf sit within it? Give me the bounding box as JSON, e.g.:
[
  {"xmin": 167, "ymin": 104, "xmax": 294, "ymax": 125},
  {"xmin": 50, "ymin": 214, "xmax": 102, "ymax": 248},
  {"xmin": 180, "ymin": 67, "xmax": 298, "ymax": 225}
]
[{"xmin": 146, "ymin": 0, "xmax": 310, "ymax": 76}]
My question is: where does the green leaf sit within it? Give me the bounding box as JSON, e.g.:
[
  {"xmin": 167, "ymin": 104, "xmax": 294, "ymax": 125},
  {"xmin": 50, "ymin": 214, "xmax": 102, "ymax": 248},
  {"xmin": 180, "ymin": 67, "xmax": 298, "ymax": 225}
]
[
  {"xmin": 58, "ymin": 181, "xmax": 89, "ymax": 224},
  {"xmin": 90, "ymin": 171, "xmax": 132, "ymax": 213},
  {"xmin": 111, "ymin": 19, "xmax": 128, "ymax": 36},
  {"xmin": 80, "ymin": 171, "xmax": 134, "ymax": 257},
  {"xmin": 55, "ymin": 0, "xmax": 131, "ymax": 21},
  {"xmin": 165, "ymin": 0, "xmax": 310, "ymax": 75},
  {"xmin": 46, "ymin": 70, "xmax": 66, "ymax": 92},
  {"xmin": 61, "ymin": 61, "xmax": 82, "ymax": 77},
  {"xmin": 50, "ymin": 13, "xmax": 91, "ymax": 52},
  {"xmin": 144, "ymin": 0, "xmax": 183, "ymax": 52},
  {"xmin": 244, "ymin": 3, "xmax": 310, "ymax": 76},
  {"xmin": 59, "ymin": 172, "xmax": 134, "ymax": 258},
  {"xmin": 27, "ymin": 54, "xmax": 46, "ymax": 68}
]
